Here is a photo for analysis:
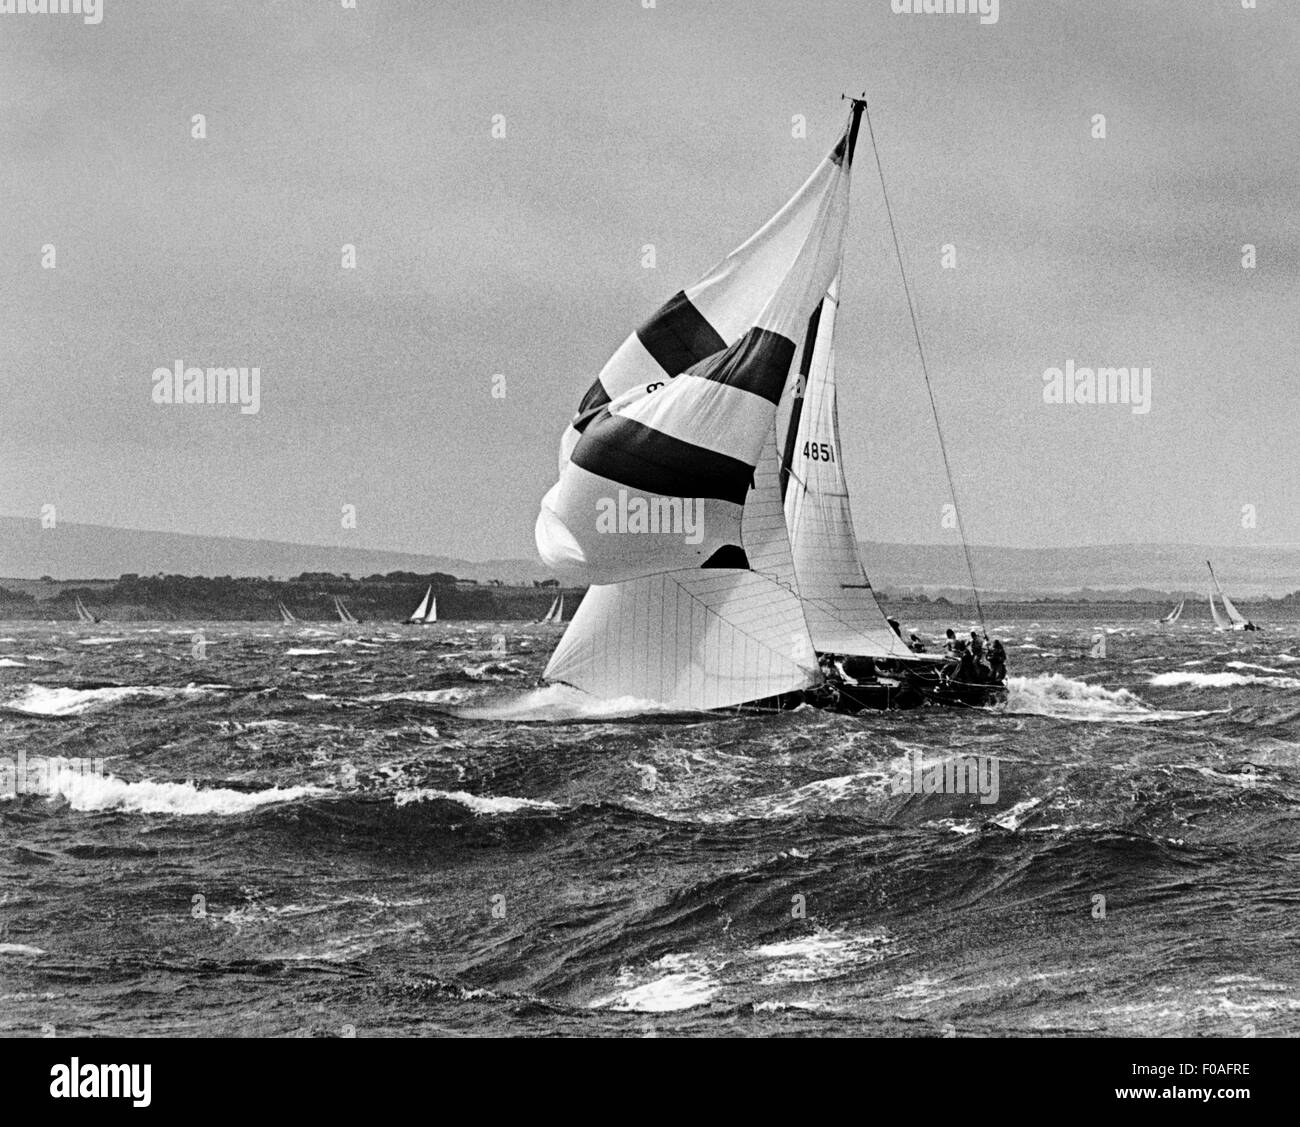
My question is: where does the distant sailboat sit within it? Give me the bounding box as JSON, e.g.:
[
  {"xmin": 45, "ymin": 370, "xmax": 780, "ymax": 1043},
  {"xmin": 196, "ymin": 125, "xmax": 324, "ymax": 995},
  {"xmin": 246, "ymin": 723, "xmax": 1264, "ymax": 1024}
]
[
  {"xmin": 1207, "ymin": 561, "xmax": 1257, "ymax": 631},
  {"xmin": 534, "ymin": 99, "xmax": 1001, "ymax": 711},
  {"xmin": 334, "ymin": 596, "xmax": 358, "ymax": 625},
  {"xmin": 278, "ymin": 602, "xmax": 298, "ymax": 625},
  {"xmin": 1160, "ymin": 599, "xmax": 1184, "ymax": 624},
  {"xmin": 406, "ymin": 586, "xmax": 437, "ymax": 624},
  {"xmin": 539, "ymin": 595, "xmax": 565, "ymax": 624},
  {"xmin": 74, "ymin": 596, "xmax": 100, "ymax": 624}
]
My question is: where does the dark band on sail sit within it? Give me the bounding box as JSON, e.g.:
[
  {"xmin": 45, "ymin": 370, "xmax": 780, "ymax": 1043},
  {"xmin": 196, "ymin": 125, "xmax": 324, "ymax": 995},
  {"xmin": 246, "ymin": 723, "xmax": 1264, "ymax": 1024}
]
[
  {"xmin": 572, "ymin": 413, "xmax": 756, "ymax": 505},
  {"xmin": 572, "ymin": 377, "xmax": 613, "ymax": 433},
  {"xmin": 686, "ymin": 327, "xmax": 796, "ymax": 406},
  {"xmin": 636, "ymin": 291, "xmax": 726, "ymax": 378},
  {"xmin": 780, "ymin": 301, "xmax": 823, "ymax": 500}
]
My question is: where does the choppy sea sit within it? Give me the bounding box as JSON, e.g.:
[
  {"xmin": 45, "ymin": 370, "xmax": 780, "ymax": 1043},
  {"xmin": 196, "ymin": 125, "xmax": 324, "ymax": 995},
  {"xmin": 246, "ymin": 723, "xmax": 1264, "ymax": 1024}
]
[{"xmin": 1, "ymin": 613, "xmax": 1297, "ymax": 1037}]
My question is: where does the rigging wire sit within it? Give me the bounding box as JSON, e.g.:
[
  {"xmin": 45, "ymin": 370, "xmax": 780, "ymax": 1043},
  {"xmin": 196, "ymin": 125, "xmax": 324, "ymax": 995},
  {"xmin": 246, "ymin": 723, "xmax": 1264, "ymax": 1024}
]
[{"xmin": 859, "ymin": 99, "xmax": 989, "ymax": 637}]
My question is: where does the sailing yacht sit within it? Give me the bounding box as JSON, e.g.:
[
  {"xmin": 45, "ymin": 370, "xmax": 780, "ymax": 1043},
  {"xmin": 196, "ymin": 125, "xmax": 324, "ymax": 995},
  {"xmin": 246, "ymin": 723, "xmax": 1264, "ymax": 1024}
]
[
  {"xmin": 405, "ymin": 586, "xmax": 438, "ymax": 625},
  {"xmin": 539, "ymin": 595, "xmax": 565, "ymax": 624},
  {"xmin": 334, "ymin": 596, "xmax": 358, "ymax": 625},
  {"xmin": 278, "ymin": 602, "xmax": 298, "ymax": 625},
  {"xmin": 1159, "ymin": 599, "xmax": 1184, "ymax": 624},
  {"xmin": 1207, "ymin": 561, "xmax": 1257, "ymax": 631},
  {"xmin": 74, "ymin": 596, "xmax": 101, "ymax": 624},
  {"xmin": 534, "ymin": 99, "xmax": 1004, "ymax": 711}
]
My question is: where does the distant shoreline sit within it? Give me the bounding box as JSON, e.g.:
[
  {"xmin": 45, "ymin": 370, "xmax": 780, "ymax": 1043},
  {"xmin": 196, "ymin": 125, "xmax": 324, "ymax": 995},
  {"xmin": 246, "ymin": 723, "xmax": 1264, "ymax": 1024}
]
[
  {"xmin": 1, "ymin": 572, "xmax": 1296, "ymax": 624},
  {"xmin": 0, "ymin": 573, "xmax": 585, "ymax": 624}
]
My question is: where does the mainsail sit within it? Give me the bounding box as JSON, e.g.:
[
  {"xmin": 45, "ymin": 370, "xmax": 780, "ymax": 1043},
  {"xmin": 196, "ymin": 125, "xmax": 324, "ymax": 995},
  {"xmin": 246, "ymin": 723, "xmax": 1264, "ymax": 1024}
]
[
  {"xmin": 1207, "ymin": 561, "xmax": 1249, "ymax": 629},
  {"xmin": 74, "ymin": 596, "xmax": 97, "ymax": 624},
  {"xmin": 334, "ymin": 596, "xmax": 358, "ymax": 624},
  {"xmin": 406, "ymin": 586, "xmax": 434, "ymax": 624},
  {"xmin": 780, "ymin": 273, "xmax": 916, "ymax": 659},
  {"xmin": 1160, "ymin": 599, "xmax": 1184, "ymax": 624},
  {"xmin": 278, "ymin": 602, "xmax": 298, "ymax": 625},
  {"xmin": 537, "ymin": 107, "xmax": 869, "ymax": 709},
  {"xmin": 540, "ymin": 595, "xmax": 565, "ymax": 624}
]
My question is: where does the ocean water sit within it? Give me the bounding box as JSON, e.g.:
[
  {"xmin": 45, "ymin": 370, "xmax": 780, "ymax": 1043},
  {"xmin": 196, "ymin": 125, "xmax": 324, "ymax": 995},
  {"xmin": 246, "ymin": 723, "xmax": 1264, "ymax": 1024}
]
[{"xmin": 1, "ymin": 615, "xmax": 1296, "ymax": 1037}]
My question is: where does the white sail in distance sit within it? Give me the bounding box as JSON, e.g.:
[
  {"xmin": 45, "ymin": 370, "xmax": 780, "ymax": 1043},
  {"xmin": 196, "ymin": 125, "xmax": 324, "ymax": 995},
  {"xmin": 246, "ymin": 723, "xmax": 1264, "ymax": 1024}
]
[
  {"xmin": 1160, "ymin": 599, "xmax": 1184, "ymax": 624},
  {"xmin": 537, "ymin": 107, "xmax": 870, "ymax": 709},
  {"xmin": 407, "ymin": 586, "xmax": 433, "ymax": 624},
  {"xmin": 1207, "ymin": 561, "xmax": 1249, "ymax": 628}
]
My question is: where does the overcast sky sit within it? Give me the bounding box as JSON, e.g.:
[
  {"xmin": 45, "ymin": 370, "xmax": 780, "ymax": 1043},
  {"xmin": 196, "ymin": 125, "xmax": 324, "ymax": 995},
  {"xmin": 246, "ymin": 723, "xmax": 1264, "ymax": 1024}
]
[{"xmin": 1, "ymin": 0, "xmax": 1296, "ymax": 562}]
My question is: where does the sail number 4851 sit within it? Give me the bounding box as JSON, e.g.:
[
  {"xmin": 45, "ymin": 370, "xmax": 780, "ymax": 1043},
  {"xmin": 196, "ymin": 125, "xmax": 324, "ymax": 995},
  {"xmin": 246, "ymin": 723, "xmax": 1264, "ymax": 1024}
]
[{"xmin": 803, "ymin": 441, "xmax": 835, "ymax": 462}]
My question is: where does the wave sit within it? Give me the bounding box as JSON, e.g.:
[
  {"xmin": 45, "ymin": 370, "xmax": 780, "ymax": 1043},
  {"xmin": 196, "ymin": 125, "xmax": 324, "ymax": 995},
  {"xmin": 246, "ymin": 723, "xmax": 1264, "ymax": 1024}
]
[
  {"xmin": 285, "ymin": 647, "xmax": 334, "ymax": 656},
  {"xmin": 393, "ymin": 788, "xmax": 559, "ymax": 815},
  {"xmin": 1149, "ymin": 671, "xmax": 1300, "ymax": 690},
  {"xmin": 0, "ymin": 658, "xmax": 26, "ymax": 667},
  {"xmin": 31, "ymin": 768, "xmax": 327, "ymax": 815},
  {"xmin": 451, "ymin": 684, "xmax": 689, "ymax": 722},
  {"xmin": 1004, "ymin": 674, "xmax": 1209, "ymax": 723},
  {"xmin": 0, "ymin": 683, "xmax": 222, "ymax": 717},
  {"xmin": 1226, "ymin": 662, "xmax": 1288, "ymax": 674},
  {"xmin": 750, "ymin": 929, "xmax": 894, "ymax": 985},
  {"xmin": 0, "ymin": 944, "xmax": 46, "ymax": 957},
  {"xmin": 359, "ymin": 688, "xmax": 475, "ymax": 706},
  {"xmin": 591, "ymin": 953, "xmax": 720, "ymax": 1012},
  {"xmin": 461, "ymin": 661, "xmax": 529, "ymax": 680}
]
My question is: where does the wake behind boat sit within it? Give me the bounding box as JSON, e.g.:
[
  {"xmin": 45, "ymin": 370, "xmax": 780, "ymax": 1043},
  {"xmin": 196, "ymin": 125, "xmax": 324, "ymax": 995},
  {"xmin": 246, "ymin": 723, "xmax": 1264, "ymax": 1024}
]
[{"xmin": 533, "ymin": 98, "xmax": 1007, "ymax": 713}]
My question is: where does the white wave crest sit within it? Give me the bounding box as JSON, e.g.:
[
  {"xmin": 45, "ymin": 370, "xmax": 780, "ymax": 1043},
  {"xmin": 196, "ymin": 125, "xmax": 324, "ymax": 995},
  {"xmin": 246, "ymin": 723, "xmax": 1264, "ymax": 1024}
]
[
  {"xmin": 360, "ymin": 688, "xmax": 475, "ymax": 706},
  {"xmin": 393, "ymin": 788, "xmax": 559, "ymax": 814},
  {"xmin": 592, "ymin": 953, "xmax": 720, "ymax": 1013},
  {"xmin": 1150, "ymin": 671, "xmax": 1300, "ymax": 690},
  {"xmin": 1005, "ymin": 674, "xmax": 1207, "ymax": 722},
  {"xmin": 452, "ymin": 684, "xmax": 686, "ymax": 721},
  {"xmin": 750, "ymin": 929, "xmax": 893, "ymax": 985},
  {"xmin": 1, "ymin": 684, "xmax": 221, "ymax": 717},
  {"xmin": 40, "ymin": 768, "xmax": 326, "ymax": 815}
]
